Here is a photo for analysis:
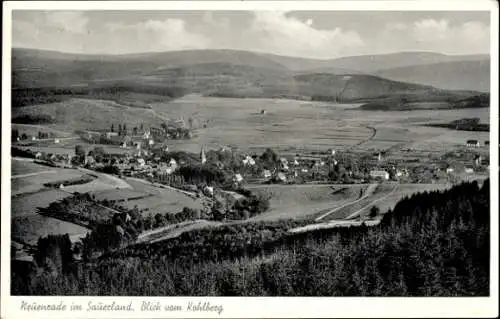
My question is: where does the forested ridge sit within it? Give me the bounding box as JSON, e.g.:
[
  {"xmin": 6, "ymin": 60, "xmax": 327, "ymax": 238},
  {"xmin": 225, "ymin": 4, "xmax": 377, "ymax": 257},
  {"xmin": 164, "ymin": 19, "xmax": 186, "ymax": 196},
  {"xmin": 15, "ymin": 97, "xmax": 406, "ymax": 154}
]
[{"xmin": 12, "ymin": 180, "xmax": 490, "ymax": 296}]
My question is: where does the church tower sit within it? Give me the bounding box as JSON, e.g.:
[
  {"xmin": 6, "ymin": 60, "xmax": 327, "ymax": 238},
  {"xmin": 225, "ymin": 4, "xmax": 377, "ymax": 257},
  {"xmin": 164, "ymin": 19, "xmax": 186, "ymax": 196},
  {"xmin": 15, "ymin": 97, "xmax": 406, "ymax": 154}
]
[{"xmin": 200, "ymin": 145, "xmax": 207, "ymax": 164}]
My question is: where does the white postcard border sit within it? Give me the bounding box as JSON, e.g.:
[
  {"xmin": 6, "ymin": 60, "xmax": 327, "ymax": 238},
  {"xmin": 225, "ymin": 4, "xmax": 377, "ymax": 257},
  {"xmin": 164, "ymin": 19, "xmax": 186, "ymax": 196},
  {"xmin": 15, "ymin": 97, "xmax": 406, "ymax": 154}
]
[{"xmin": 2, "ymin": 1, "xmax": 499, "ymax": 318}]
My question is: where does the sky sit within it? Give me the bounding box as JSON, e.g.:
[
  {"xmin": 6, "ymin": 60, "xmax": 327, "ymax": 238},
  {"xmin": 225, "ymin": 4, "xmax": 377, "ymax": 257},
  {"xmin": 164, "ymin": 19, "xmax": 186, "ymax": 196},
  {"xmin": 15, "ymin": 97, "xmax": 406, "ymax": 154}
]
[{"xmin": 12, "ymin": 10, "xmax": 490, "ymax": 59}]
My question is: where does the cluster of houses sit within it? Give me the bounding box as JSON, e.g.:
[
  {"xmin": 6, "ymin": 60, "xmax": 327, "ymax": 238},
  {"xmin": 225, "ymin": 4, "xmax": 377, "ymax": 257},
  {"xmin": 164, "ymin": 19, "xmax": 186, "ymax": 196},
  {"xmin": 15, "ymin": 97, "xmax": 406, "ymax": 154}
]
[{"xmin": 34, "ymin": 152, "xmax": 73, "ymax": 168}]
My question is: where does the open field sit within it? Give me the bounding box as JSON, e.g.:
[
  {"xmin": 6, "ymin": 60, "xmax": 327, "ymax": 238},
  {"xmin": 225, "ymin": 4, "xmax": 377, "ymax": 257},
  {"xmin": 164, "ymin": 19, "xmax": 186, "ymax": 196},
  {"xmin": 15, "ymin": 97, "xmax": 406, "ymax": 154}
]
[
  {"xmin": 11, "ymin": 189, "xmax": 72, "ymax": 217},
  {"xmin": 245, "ymin": 184, "xmax": 369, "ymax": 221},
  {"xmin": 121, "ymin": 178, "xmax": 207, "ymax": 215},
  {"xmin": 12, "ymin": 95, "xmax": 490, "ymax": 157},
  {"xmin": 12, "ymin": 215, "xmax": 90, "ymax": 246},
  {"xmin": 150, "ymin": 95, "xmax": 490, "ymax": 155},
  {"xmin": 352, "ymin": 183, "xmax": 453, "ymax": 219},
  {"xmin": 89, "ymin": 188, "xmax": 151, "ymax": 202},
  {"xmin": 11, "ymin": 165, "xmax": 84, "ymax": 195},
  {"xmin": 11, "ymin": 160, "xmax": 54, "ymax": 176},
  {"xmin": 12, "ymin": 98, "xmax": 165, "ymax": 132}
]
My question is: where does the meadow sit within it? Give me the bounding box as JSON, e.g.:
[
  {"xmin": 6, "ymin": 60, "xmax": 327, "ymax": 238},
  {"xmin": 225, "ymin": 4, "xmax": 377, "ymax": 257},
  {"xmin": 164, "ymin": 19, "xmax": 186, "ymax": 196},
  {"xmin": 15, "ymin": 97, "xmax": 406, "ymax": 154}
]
[
  {"xmin": 150, "ymin": 95, "xmax": 489, "ymax": 155},
  {"xmin": 11, "ymin": 163, "xmax": 84, "ymax": 195},
  {"xmin": 10, "ymin": 161, "xmax": 133, "ymax": 246},
  {"xmin": 12, "ymin": 214, "xmax": 90, "ymax": 246},
  {"xmin": 121, "ymin": 178, "xmax": 207, "ymax": 216},
  {"xmin": 245, "ymin": 184, "xmax": 368, "ymax": 221},
  {"xmin": 12, "ymin": 94, "xmax": 490, "ymax": 157}
]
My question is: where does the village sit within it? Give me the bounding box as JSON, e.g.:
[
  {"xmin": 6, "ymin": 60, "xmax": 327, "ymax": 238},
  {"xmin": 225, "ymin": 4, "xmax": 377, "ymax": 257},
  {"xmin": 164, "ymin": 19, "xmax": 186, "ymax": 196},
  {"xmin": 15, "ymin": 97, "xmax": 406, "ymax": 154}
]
[{"xmin": 13, "ymin": 123, "xmax": 490, "ymax": 192}]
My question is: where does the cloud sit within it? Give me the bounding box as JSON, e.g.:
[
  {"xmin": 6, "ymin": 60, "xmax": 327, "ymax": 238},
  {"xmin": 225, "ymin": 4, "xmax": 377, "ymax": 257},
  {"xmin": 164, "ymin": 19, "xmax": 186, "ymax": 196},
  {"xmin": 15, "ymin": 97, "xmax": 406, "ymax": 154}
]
[
  {"xmin": 372, "ymin": 18, "xmax": 490, "ymax": 55},
  {"xmin": 44, "ymin": 11, "xmax": 89, "ymax": 34},
  {"xmin": 412, "ymin": 19, "xmax": 489, "ymax": 53},
  {"xmin": 11, "ymin": 11, "xmax": 489, "ymax": 58},
  {"xmin": 248, "ymin": 11, "xmax": 364, "ymax": 58},
  {"xmin": 105, "ymin": 18, "xmax": 210, "ymax": 53}
]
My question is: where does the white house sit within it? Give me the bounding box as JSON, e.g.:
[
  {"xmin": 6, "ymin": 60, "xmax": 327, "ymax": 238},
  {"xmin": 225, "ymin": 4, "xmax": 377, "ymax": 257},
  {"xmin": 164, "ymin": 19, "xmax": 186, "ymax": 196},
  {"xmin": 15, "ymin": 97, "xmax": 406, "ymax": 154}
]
[
  {"xmin": 233, "ymin": 173, "xmax": 244, "ymax": 183},
  {"xmin": 54, "ymin": 139, "xmax": 60, "ymax": 144},
  {"xmin": 106, "ymin": 132, "xmax": 118, "ymax": 139},
  {"xmin": 263, "ymin": 169, "xmax": 272, "ymax": 178},
  {"xmin": 203, "ymin": 186, "xmax": 214, "ymax": 197},
  {"xmin": 137, "ymin": 158, "xmax": 146, "ymax": 167},
  {"xmin": 370, "ymin": 170, "xmax": 389, "ymax": 180},
  {"xmin": 446, "ymin": 167, "xmax": 454, "ymax": 174},
  {"xmin": 122, "ymin": 142, "xmax": 127, "ymax": 148},
  {"xmin": 301, "ymin": 168, "xmax": 309, "ymax": 173},
  {"xmin": 243, "ymin": 155, "xmax": 256, "ymax": 166},
  {"xmin": 148, "ymin": 139, "xmax": 154, "ymax": 146},
  {"xmin": 169, "ymin": 158, "xmax": 177, "ymax": 168},
  {"xmin": 31, "ymin": 136, "xmax": 37, "ymax": 141},
  {"xmin": 35, "ymin": 152, "xmax": 42, "ymax": 159},
  {"xmin": 293, "ymin": 159, "xmax": 300, "ymax": 166},
  {"xmin": 465, "ymin": 166, "xmax": 474, "ymax": 174},
  {"xmin": 276, "ymin": 172, "xmax": 287, "ymax": 183},
  {"xmin": 143, "ymin": 130, "xmax": 151, "ymax": 139}
]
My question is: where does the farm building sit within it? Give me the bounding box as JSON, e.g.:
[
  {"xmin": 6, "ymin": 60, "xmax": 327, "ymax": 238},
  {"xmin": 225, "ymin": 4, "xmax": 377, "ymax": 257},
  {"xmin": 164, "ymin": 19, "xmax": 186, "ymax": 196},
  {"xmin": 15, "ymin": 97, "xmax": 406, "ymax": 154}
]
[
  {"xmin": 106, "ymin": 132, "xmax": 118, "ymax": 139},
  {"xmin": 35, "ymin": 152, "xmax": 42, "ymax": 159},
  {"xmin": 464, "ymin": 166, "xmax": 474, "ymax": 174},
  {"xmin": 446, "ymin": 167, "xmax": 454, "ymax": 174},
  {"xmin": 233, "ymin": 173, "xmax": 244, "ymax": 184},
  {"xmin": 370, "ymin": 170, "xmax": 389, "ymax": 180},
  {"xmin": 275, "ymin": 172, "xmax": 287, "ymax": 183},
  {"xmin": 54, "ymin": 139, "xmax": 60, "ymax": 144},
  {"xmin": 203, "ymin": 186, "xmax": 214, "ymax": 197},
  {"xmin": 169, "ymin": 158, "xmax": 178, "ymax": 168},
  {"xmin": 243, "ymin": 155, "xmax": 255, "ymax": 166},
  {"xmin": 466, "ymin": 140, "xmax": 480, "ymax": 148}
]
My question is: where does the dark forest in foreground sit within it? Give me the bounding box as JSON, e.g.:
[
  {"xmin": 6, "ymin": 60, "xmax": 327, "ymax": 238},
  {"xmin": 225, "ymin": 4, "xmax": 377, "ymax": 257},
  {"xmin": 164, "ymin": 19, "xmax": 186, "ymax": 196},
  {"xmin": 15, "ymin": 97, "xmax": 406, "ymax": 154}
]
[{"xmin": 12, "ymin": 180, "xmax": 489, "ymax": 296}]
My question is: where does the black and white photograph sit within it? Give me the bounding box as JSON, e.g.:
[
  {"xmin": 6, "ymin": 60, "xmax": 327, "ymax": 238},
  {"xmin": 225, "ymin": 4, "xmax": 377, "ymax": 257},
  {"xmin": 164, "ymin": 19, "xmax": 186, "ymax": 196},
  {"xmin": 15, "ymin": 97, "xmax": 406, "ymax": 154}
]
[{"xmin": 1, "ymin": 1, "xmax": 498, "ymax": 318}]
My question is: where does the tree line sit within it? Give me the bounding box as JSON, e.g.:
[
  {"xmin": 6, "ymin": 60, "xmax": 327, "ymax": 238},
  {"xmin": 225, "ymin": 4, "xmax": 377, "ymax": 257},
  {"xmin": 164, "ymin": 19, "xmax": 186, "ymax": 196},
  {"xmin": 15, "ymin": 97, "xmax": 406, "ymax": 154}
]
[{"xmin": 12, "ymin": 179, "xmax": 490, "ymax": 296}]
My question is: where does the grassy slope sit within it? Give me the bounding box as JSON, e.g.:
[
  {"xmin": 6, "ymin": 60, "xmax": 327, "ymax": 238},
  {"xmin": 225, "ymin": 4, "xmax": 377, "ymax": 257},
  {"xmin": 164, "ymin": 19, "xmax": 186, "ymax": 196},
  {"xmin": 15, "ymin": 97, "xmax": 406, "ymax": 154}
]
[{"xmin": 376, "ymin": 60, "xmax": 490, "ymax": 92}]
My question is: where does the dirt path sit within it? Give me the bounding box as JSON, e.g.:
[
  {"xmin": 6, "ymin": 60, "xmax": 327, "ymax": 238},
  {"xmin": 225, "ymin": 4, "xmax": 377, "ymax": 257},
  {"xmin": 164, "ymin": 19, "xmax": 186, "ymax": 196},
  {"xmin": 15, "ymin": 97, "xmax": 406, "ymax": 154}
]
[
  {"xmin": 126, "ymin": 176, "xmax": 198, "ymax": 198},
  {"xmin": 11, "ymin": 170, "xmax": 56, "ymax": 179},
  {"xmin": 349, "ymin": 125, "xmax": 377, "ymax": 150},
  {"xmin": 344, "ymin": 184, "xmax": 398, "ymax": 220},
  {"xmin": 315, "ymin": 183, "xmax": 378, "ymax": 221},
  {"xmin": 78, "ymin": 167, "xmax": 132, "ymax": 189}
]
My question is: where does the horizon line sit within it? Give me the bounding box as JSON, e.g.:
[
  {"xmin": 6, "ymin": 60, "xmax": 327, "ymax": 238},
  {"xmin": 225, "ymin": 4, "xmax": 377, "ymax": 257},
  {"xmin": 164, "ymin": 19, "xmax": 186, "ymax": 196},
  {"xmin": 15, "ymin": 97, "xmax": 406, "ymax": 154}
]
[{"xmin": 11, "ymin": 46, "xmax": 491, "ymax": 61}]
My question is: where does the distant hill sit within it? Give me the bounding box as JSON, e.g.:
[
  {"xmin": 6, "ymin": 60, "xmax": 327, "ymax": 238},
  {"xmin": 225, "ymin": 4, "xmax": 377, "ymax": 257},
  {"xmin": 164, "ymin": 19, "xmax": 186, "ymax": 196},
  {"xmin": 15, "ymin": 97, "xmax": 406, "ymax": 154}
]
[
  {"xmin": 325, "ymin": 51, "xmax": 489, "ymax": 73},
  {"xmin": 11, "ymin": 48, "xmax": 489, "ymax": 113},
  {"xmin": 376, "ymin": 60, "xmax": 490, "ymax": 92}
]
